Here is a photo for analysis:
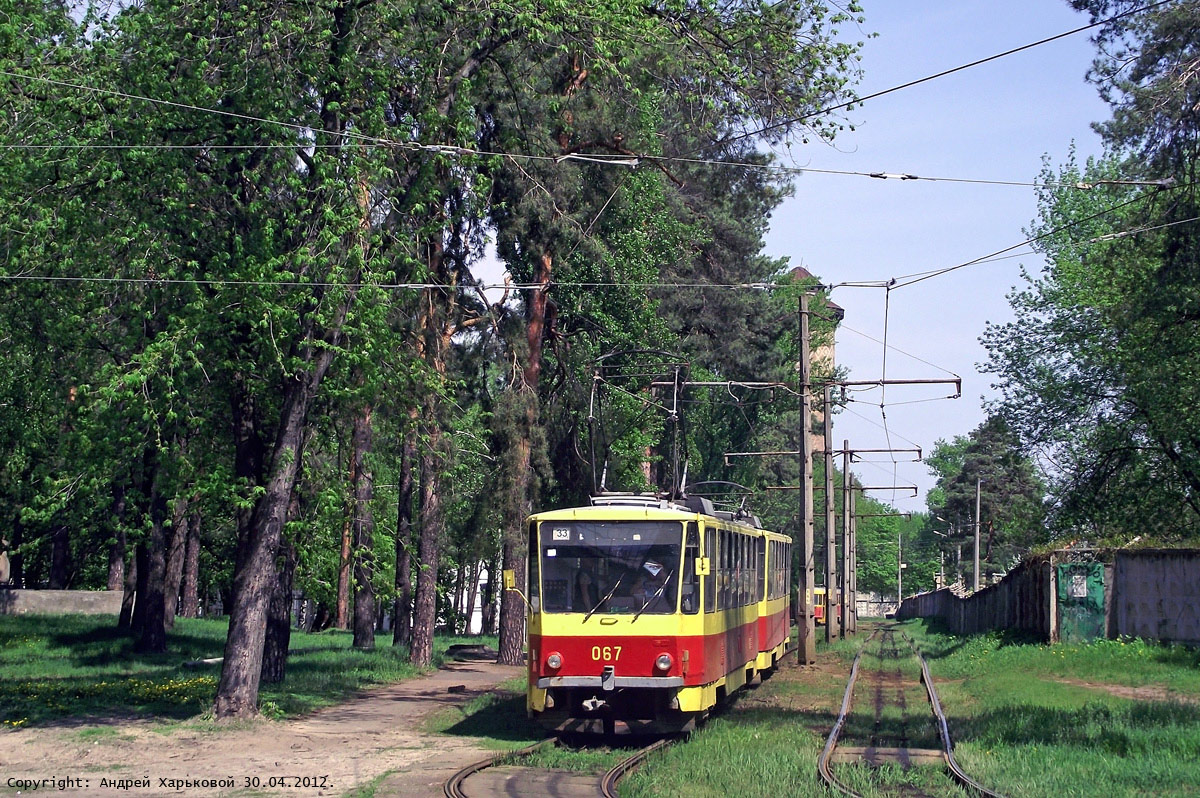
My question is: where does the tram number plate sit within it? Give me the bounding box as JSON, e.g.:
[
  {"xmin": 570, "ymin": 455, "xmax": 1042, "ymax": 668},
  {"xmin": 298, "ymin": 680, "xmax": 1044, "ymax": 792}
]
[
  {"xmin": 552, "ymin": 528, "xmax": 570, "ymax": 540},
  {"xmin": 591, "ymin": 645, "xmax": 622, "ymax": 662}
]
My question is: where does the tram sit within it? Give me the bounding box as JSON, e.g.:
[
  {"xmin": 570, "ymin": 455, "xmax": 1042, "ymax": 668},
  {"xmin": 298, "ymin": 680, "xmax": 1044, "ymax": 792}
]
[{"xmin": 519, "ymin": 494, "xmax": 791, "ymax": 734}]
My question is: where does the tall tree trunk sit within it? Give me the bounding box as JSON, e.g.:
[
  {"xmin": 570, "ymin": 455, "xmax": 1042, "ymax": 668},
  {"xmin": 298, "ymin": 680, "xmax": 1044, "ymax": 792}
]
[
  {"xmin": 261, "ymin": 517, "xmax": 297, "ymax": 686},
  {"xmin": 107, "ymin": 528, "xmax": 126, "ymax": 592},
  {"xmin": 409, "ymin": 228, "xmax": 457, "ymax": 665},
  {"xmin": 351, "ymin": 401, "xmax": 377, "ymax": 650},
  {"xmin": 162, "ymin": 496, "xmax": 190, "ymax": 631},
  {"xmin": 410, "ymin": 420, "xmax": 445, "ymax": 667},
  {"xmin": 135, "ymin": 452, "xmax": 171, "ymax": 654},
  {"xmin": 392, "ymin": 422, "xmax": 416, "ymax": 648},
  {"xmin": 335, "ymin": 516, "xmax": 352, "ymax": 629},
  {"xmin": 452, "ymin": 561, "xmax": 465, "ymax": 634},
  {"xmin": 106, "ymin": 482, "xmax": 127, "ymax": 591},
  {"xmin": 463, "ymin": 560, "xmax": 479, "ymax": 636},
  {"xmin": 130, "ymin": 541, "xmax": 149, "ymax": 635},
  {"xmin": 481, "ymin": 549, "xmax": 500, "ymax": 636},
  {"xmin": 230, "ymin": 368, "xmax": 266, "ymax": 609},
  {"xmin": 497, "ymin": 250, "xmax": 552, "ymax": 665},
  {"xmin": 214, "ymin": 337, "xmax": 342, "ymax": 719},
  {"xmin": 48, "ymin": 523, "xmax": 70, "ymax": 589},
  {"xmin": 9, "ymin": 519, "xmax": 23, "ymax": 588},
  {"xmin": 118, "ymin": 544, "xmax": 137, "ymax": 631},
  {"xmin": 497, "ymin": 470, "xmax": 529, "ymax": 664},
  {"xmin": 179, "ymin": 510, "xmax": 201, "ymax": 618}
]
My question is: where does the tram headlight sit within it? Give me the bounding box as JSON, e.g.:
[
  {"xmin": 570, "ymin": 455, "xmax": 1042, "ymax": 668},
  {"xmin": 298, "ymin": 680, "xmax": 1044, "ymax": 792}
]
[
  {"xmin": 655, "ymin": 653, "xmax": 673, "ymax": 672},
  {"xmin": 546, "ymin": 651, "xmax": 563, "ymax": 670}
]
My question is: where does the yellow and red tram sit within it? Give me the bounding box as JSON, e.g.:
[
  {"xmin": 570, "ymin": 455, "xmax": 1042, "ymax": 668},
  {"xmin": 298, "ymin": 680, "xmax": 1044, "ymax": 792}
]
[{"xmin": 524, "ymin": 495, "xmax": 791, "ymax": 734}]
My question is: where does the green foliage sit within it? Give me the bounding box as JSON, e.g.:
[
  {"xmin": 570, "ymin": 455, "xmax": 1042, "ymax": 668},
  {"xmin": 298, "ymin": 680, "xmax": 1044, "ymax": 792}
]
[
  {"xmin": 854, "ymin": 494, "xmax": 902, "ymax": 597},
  {"xmin": 1, "ymin": 0, "xmax": 868, "ymax": 697},
  {"xmin": 983, "ymin": 153, "xmax": 1200, "ymax": 542},
  {"xmin": 981, "ymin": 3, "xmax": 1200, "ymax": 544},
  {"xmin": 923, "ymin": 415, "xmax": 1046, "ymax": 574}
]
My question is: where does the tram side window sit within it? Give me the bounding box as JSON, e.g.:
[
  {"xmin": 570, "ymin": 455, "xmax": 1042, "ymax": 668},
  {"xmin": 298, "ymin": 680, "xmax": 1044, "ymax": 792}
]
[
  {"xmin": 768, "ymin": 541, "xmax": 775, "ymax": 600},
  {"xmin": 739, "ymin": 532, "xmax": 748, "ymax": 600},
  {"xmin": 733, "ymin": 531, "xmax": 741, "ymax": 607},
  {"xmin": 739, "ymin": 535, "xmax": 748, "ymax": 604},
  {"xmin": 736, "ymin": 533, "xmax": 744, "ymax": 606},
  {"xmin": 717, "ymin": 529, "xmax": 723, "ymax": 610},
  {"xmin": 777, "ymin": 542, "xmax": 787, "ymax": 597},
  {"xmin": 775, "ymin": 541, "xmax": 784, "ymax": 599},
  {"xmin": 681, "ymin": 522, "xmax": 700, "ymax": 614},
  {"xmin": 769, "ymin": 541, "xmax": 778, "ymax": 600},
  {"xmin": 742, "ymin": 534, "xmax": 750, "ymax": 606},
  {"xmin": 738, "ymin": 533, "xmax": 747, "ymax": 607},
  {"xmin": 528, "ymin": 522, "xmax": 540, "ymax": 609},
  {"xmin": 724, "ymin": 532, "xmax": 734, "ymax": 607},
  {"xmin": 715, "ymin": 528, "xmax": 724, "ymax": 609},
  {"xmin": 704, "ymin": 526, "xmax": 716, "ymax": 612},
  {"xmin": 730, "ymin": 533, "xmax": 738, "ymax": 607},
  {"xmin": 782, "ymin": 542, "xmax": 792, "ymax": 597},
  {"xmin": 769, "ymin": 541, "xmax": 777, "ymax": 600},
  {"xmin": 757, "ymin": 537, "xmax": 766, "ymax": 602}
]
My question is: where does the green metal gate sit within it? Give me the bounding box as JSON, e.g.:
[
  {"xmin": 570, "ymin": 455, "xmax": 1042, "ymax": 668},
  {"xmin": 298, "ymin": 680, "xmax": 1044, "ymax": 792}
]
[{"xmin": 1056, "ymin": 562, "xmax": 1105, "ymax": 643}]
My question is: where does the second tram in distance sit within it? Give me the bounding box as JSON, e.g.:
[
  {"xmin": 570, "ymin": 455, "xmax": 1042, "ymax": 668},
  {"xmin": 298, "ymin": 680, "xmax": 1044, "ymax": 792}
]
[{"xmin": 523, "ymin": 494, "xmax": 792, "ymax": 734}]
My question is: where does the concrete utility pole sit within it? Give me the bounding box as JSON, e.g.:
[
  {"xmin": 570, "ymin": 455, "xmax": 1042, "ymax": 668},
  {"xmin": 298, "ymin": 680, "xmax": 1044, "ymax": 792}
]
[
  {"xmin": 974, "ymin": 478, "xmax": 983, "ymax": 592},
  {"xmin": 932, "ymin": 517, "xmax": 950, "ymax": 590},
  {"xmin": 798, "ymin": 294, "xmax": 816, "ymax": 664},
  {"xmin": 730, "ymin": 362, "xmax": 958, "ymax": 655},
  {"xmin": 841, "ymin": 439, "xmax": 851, "ymax": 636},
  {"xmin": 848, "ymin": 490, "xmax": 857, "ymax": 633},
  {"xmin": 823, "ymin": 385, "xmax": 839, "ymax": 642}
]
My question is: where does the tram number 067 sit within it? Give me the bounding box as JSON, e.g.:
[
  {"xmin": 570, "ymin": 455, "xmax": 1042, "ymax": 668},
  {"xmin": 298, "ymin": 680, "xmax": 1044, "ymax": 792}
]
[{"xmin": 591, "ymin": 645, "xmax": 622, "ymax": 662}]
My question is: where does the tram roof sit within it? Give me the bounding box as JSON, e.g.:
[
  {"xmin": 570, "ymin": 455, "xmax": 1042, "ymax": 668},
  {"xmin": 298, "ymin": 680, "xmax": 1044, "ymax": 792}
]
[{"xmin": 528, "ymin": 496, "xmax": 789, "ymax": 540}]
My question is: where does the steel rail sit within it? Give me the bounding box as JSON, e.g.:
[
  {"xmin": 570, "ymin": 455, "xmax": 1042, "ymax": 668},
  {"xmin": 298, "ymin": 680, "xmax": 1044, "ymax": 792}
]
[
  {"xmin": 443, "ymin": 738, "xmax": 555, "ymax": 798},
  {"xmin": 819, "ymin": 628, "xmax": 1005, "ymax": 797},
  {"xmin": 908, "ymin": 634, "xmax": 1007, "ymax": 798},
  {"xmin": 817, "ymin": 630, "xmax": 876, "ymax": 796},
  {"xmin": 600, "ymin": 738, "xmax": 673, "ymax": 798}
]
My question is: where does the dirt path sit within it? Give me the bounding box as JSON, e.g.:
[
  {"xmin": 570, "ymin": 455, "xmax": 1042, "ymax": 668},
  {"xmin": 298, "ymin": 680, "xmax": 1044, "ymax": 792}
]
[{"xmin": 0, "ymin": 659, "xmax": 525, "ymax": 798}]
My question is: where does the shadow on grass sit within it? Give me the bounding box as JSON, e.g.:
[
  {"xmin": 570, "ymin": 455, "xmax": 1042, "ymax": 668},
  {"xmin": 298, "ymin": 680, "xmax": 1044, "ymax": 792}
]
[
  {"xmin": 1, "ymin": 674, "xmax": 215, "ymax": 727},
  {"xmin": 3, "ymin": 616, "xmax": 504, "ymax": 730},
  {"xmin": 949, "ymin": 701, "xmax": 1200, "ymax": 757},
  {"xmin": 436, "ymin": 690, "xmax": 545, "ymax": 743},
  {"xmin": 905, "ymin": 617, "xmax": 1042, "ymax": 661}
]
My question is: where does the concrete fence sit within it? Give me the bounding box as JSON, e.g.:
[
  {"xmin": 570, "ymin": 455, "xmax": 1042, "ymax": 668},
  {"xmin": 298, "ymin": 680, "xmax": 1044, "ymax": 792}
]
[
  {"xmin": 898, "ymin": 548, "xmax": 1200, "ymax": 646},
  {"xmin": 897, "ymin": 555, "xmax": 1058, "ymax": 640},
  {"xmin": 0, "ymin": 589, "xmax": 125, "ymax": 616},
  {"xmin": 1112, "ymin": 550, "xmax": 1200, "ymax": 646}
]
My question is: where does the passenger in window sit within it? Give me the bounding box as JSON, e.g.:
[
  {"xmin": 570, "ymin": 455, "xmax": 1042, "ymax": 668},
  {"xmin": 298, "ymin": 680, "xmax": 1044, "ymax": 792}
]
[{"xmin": 575, "ymin": 568, "xmax": 600, "ymax": 611}]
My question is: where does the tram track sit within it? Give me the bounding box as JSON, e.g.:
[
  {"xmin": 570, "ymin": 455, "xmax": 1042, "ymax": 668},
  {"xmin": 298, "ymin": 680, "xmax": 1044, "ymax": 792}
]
[
  {"xmin": 818, "ymin": 626, "xmax": 1005, "ymax": 798},
  {"xmin": 443, "ymin": 736, "xmax": 672, "ymax": 798}
]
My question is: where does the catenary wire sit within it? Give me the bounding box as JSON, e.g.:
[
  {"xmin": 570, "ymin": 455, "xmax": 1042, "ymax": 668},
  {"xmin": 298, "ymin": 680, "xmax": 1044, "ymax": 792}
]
[
  {"xmin": 888, "ymin": 182, "xmax": 1190, "ymax": 289},
  {"xmin": 837, "ymin": 323, "xmax": 961, "ymax": 378},
  {"xmin": 2, "ymin": 188, "xmax": 1193, "ymax": 293},
  {"xmin": 0, "ymin": 73, "xmax": 1171, "ymax": 193},
  {"xmin": 692, "ymin": 0, "xmax": 1175, "ymax": 155}
]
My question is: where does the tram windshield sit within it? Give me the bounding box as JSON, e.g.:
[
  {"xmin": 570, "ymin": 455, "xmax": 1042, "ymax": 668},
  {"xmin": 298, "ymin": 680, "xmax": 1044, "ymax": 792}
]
[{"xmin": 538, "ymin": 521, "xmax": 682, "ymax": 614}]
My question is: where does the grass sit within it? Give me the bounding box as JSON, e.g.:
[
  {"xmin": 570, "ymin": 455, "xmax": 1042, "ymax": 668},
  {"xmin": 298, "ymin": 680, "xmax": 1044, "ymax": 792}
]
[
  {"xmin": 621, "ymin": 696, "xmax": 831, "ymax": 797},
  {"xmin": 624, "ymin": 622, "xmax": 1200, "ymax": 797},
  {"xmin": 907, "ymin": 619, "xmax": 1200, "ymax": 798},
  {"xmin": 0, "ymin": 614, "xmax": 496, "ymax": 727},
  {"xmin": 423, "ymin": 674, "xmax": 546, "ymax": 749},
  {"xmin": 618, "ymin": 638, "xmax": 853, "ymax": 798},
  {"xmin": 10, "ymin": 614, "xmax": 1200, "ymax": 796}
]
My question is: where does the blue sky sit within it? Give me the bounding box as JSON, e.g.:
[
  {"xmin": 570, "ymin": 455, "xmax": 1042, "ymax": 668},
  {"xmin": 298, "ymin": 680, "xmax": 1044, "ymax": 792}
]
[{"xmin": 763, "ymin": 1, "xmax": 1113, "ymax": 513}]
